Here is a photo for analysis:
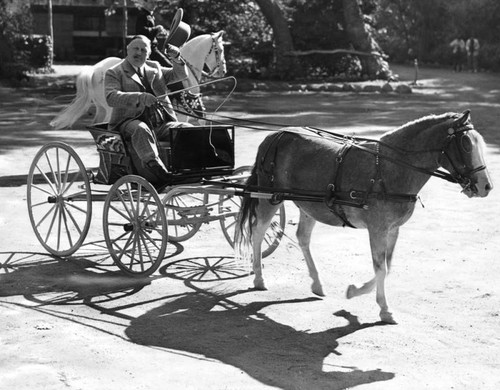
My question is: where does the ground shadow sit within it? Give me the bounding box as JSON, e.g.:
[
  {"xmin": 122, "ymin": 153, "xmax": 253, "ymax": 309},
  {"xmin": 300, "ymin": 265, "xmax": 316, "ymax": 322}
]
[
  {"xmin": 126, "ymin": 280, "xmax": 395, "ymax": 390},
  {"xmin": 160, "ymin": 255, "xmax": 250, "ymax": 282},
  {"xmin": 0, "ymin": 251, "xmax": 151, "ymax": 305}
]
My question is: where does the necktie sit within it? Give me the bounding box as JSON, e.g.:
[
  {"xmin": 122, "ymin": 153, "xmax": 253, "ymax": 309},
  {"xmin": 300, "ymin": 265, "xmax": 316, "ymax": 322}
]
[{"xmin": 137, "ymin": 67, "xmax": 151, "ymax": 92}]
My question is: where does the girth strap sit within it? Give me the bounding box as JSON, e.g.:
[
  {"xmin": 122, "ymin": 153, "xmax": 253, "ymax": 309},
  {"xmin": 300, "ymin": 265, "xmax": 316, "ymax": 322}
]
[{"xmin": 325, "ymin": 142, "xmax": 357, "ymax": 228}]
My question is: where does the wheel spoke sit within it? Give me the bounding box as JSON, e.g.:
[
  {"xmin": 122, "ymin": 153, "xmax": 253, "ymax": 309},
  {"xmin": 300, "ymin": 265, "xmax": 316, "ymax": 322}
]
[
  {"xmin": 35, "ymin": 164, "xmax": 57, "ymax": 194},
  {"xmin": 34, "ymin": 203, "xmax": 57, "ymax": 228},
  {"xmin": 62, "ymin": 202, "xmax": 83, "ymax": 236},
  {"xmin": 60, "ymin": 202, "xmax": 74, "ymax": 248}
]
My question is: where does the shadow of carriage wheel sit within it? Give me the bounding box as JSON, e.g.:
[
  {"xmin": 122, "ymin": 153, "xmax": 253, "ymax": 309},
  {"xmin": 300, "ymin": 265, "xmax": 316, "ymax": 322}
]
[
  {"xmin": 160, "ymin": 256, "xmax": 250, "ymax": 282},
  {"xmin": 0, "ymin": 251, "xmax": 152, "ymax": 306}
]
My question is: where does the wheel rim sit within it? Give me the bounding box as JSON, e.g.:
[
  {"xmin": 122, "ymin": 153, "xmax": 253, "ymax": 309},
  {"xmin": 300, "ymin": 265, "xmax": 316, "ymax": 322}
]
[
  {"xmin": 219, "ymin": 196, "xmax": 285, "ymax": 258},
  {"xmin": 103, "ymin": 175, "xmax": 167, "ymax": 277},
  {"xmin": 27, "ymin": 142, "xmax": 92, "ymax": 257},
  {"xmin": 162, "ymin": 191, "xmax": 206, "ymax": 242}
]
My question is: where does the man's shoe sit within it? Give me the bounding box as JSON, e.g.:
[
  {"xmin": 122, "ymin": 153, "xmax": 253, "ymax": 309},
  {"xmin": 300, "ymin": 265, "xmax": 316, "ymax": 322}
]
[{"xmin": 146, "ymin": 160, "xmax": 172, "ymax": 184}]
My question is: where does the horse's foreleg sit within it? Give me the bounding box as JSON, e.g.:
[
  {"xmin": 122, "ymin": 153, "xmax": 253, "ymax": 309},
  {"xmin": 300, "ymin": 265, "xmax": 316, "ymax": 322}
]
[
  {"xmin": 346, "ymin": 227, "xmax": 398, "ymax": 298},
  {"xmin": 346, "ymin": 278, "xmax": 376, "ymax": 299},
  {"xmin": 385, "ymin": 228, "xmax": 399, "ymax": 272},
  {"xmin": 346, "ymin": 228, "xmax": 398, "ymax": 324},
  {"xmin": 296, "ymin": 209, "xmax": 324, "ymax": 296},
  {"xmin": 370, "ymin": 228, "xmax": 397, "ymax": 324}
]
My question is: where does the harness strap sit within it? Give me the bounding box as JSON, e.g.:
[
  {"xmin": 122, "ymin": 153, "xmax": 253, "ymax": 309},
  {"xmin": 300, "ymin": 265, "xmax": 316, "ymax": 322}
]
[
  {"xmin": 341, "ymin": 190, "xmax": 418, "ymax": 203},
  {"xmin": 258, "ymin": 132, "xmax": 287, "ymax": 185},
  {"xmin": 325, "ymin": 142, "xmax": 357, "ymax": 228}
]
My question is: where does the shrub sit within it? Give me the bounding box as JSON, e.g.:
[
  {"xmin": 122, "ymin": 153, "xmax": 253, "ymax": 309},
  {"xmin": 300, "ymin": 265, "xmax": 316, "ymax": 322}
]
[{"xmin": 14, "ymin": 34, "xmax": 53, "ymax": 71}]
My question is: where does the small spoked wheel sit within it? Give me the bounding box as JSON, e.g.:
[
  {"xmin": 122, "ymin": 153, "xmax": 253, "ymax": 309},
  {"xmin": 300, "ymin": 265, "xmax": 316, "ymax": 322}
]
[
  {"xmin": 103, "ymin": 175, "xmax": 167, "ymax": 277},
  {"xmin": 27, "ymin": 142, "xmax": 92, "ymax": 257},
  {"xmin": 162, "ymin": 191, "xmax": 207, "ymax": 242},
  {"xmin": 219, "ymin": 166, "xmax": 286, "ymax": 258}
]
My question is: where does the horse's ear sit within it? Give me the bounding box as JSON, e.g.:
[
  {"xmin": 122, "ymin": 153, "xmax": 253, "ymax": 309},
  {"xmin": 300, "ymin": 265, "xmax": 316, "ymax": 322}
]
[
  {"xmin": 458, "ymin": 109, "xmax": 471, "ymax": 125},
  {"xmin": 216, "ymin": 30, "xmax": 225, "ymax": 39}
]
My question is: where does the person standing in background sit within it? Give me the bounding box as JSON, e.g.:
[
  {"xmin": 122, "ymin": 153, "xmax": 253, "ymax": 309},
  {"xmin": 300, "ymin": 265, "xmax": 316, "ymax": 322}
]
[
  {"xmin": 466, "ymin": 37, "xmax": 480, "ymax": 72},
  {"xmin": 449, "ymin": 37, "xmax": 466, "ymax": 72}
]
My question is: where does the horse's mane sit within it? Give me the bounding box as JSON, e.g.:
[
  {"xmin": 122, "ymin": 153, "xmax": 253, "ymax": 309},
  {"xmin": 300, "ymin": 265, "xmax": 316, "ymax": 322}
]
[
  {"xmin": 380, "ymin": 112, "xmax": 459, "ymax": 145},
  {"xmin": 181, "ymin": 33, "xmax": 213, "ymax": 60}
]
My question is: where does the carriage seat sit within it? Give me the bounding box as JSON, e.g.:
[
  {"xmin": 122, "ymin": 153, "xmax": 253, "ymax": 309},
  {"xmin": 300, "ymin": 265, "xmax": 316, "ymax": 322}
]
[
  {"xmin": 87, "ymin": 123, "xmax": 133, "ymax": 185},
  {"xmin": 87, "ymin": 123, "xmax": 235, "ymax": 186}
]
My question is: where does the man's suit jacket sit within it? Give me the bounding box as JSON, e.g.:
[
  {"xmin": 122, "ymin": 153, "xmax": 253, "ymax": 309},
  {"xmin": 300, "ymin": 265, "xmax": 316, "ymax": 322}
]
[{"xmin": 105, "ymin": 58, "xmax": 188, "ymax": 131}]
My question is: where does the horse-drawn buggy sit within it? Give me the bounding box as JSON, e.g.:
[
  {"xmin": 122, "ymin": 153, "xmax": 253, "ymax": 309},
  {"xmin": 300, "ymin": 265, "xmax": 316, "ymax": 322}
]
[
  {"xmin": 27, "ymin": 122, "xmax": 286, "ymax": 277},
  {"xmin": 30, "ymin": 9, "xmax": 493, "ymax": 323},
  {"xmin": 28, "ymin": 103, "xmax": 493, "ymax": 323}
]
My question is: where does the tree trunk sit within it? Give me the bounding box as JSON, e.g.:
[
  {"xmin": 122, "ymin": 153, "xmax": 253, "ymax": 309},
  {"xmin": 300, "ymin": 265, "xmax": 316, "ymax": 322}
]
[
  {"xmin": 342, "ymin": 0, "xmax": 392, "ymax": 79},
  {"xmin": 254, "ymin": 0, "xmax": 298, "ymax": 79}
]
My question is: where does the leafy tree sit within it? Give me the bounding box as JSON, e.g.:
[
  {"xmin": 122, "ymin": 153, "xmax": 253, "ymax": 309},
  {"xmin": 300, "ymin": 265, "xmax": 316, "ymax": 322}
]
[
  {"xmin": 342, "ymin": 0, "xmax": 391, "ymax": 79},
  {"xmin": 373, "ymin": 0, "xmax": 500, "ymax": 70},
  {"xmin": 0, "ymin": 0, "xmax": 33, "ymax": 78},
  {"xmin": 157, "ymin": 0, "xmax": 276, "ymax": 77}
]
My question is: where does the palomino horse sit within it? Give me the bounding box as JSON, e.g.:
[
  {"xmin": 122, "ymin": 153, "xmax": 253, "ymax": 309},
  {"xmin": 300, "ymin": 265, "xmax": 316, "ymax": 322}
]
[
  {"xmin": 236, "ymin": 110, "xmax": 492, "ymax": 324},
  {"xmin": 50, "ymin": 31, "xmax": 226, "ymax": 129}
]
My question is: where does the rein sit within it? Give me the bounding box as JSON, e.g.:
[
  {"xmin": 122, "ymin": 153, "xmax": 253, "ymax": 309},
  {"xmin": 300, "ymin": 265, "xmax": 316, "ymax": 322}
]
[
  {"xmin": 177, "ymin": 105, "xmax": 485, "ymax": 194},
  {"xmin": 304, "ymin": 123, "xmax": 485, "ymax": 186},
  {"xmin": 178, "ymin": 109, "xmax": 483, "ymax": 186}
]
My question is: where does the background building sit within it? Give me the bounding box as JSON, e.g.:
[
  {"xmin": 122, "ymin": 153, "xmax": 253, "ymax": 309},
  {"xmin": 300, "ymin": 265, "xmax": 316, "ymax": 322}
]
[{"xmin": 29, "ymin": 0, "xmax": 139, "ymax": 62}]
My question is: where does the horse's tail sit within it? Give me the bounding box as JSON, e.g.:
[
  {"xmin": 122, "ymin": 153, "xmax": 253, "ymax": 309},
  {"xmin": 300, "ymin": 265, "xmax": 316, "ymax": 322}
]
[
  {"xmin": 50, "ymin": 66, "xmax": 94, "ymax": 129},
  {"xmin": 234, "ymin": 163, "xmax": 259, "ymax": 267}
]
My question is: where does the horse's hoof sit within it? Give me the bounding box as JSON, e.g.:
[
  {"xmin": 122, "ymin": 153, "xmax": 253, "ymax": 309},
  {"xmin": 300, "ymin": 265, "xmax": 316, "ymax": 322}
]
[
  {"xmin": 253, "ymin": 280, "xmax": 267, "ymax": 291},
  {"xmin": 346, "ymin": 284, "xmax": 356, "ymax": 299},
  {"xmin": 380, "ymin": 311, "xmax": 397, "ymax": 325},
  {"xmin": 312, "ymin": 284, "xmax": 325, "ymax": 297}
]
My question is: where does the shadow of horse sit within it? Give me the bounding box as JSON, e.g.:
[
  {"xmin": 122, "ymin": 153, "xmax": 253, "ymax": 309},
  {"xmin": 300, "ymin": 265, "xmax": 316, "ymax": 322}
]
[{"xmin": 125, "ymin": 281, "xmax": 395, "ymax": 389}]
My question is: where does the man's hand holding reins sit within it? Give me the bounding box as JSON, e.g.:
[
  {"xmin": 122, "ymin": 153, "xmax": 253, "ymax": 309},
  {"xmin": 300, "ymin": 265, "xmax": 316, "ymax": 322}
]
[{"xmin": 140, "ymin": 92, "xmax": 157, "ymax": 107}]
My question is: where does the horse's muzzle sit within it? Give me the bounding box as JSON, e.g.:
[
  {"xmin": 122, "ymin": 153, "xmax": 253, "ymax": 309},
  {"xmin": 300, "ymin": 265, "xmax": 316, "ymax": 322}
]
[{"xmin": 462, "ymin": 168, "xmax": 493, "ymax": 198}]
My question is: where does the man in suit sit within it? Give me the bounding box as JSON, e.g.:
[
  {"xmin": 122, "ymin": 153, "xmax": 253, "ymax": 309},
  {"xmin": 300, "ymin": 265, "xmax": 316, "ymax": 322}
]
[{"xmin": 105, "ymin": 35, "xmax": 190, "ymax": 185}]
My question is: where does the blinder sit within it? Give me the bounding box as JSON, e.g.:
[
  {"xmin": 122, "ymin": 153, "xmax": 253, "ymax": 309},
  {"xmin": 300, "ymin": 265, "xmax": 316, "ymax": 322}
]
[{"xmin": 440, "ymin": 121, "xmax": 486, "ymax": 191}]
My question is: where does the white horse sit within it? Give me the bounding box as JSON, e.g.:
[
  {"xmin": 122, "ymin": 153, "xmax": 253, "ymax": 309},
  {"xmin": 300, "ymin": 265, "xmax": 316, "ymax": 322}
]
[{"xmin": 50, "ymin": 31, "xmax": 226, "ymax": 129}]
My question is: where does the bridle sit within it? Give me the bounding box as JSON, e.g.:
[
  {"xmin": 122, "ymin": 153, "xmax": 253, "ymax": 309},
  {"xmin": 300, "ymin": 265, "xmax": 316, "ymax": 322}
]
[
  {"xmin": 202, "ymin": 33, "xmax": 225, "ymax": 79},
  {"xmin": 174, "ymin": 33, "xmax": 225, "ymax": 118},
  {"xmin": 438, "ymin": 121, "xmax": 487, "ymax": 192},
  {"xmin": 182, "ymin": 33, "xmax": 225, "ymax": 84}
]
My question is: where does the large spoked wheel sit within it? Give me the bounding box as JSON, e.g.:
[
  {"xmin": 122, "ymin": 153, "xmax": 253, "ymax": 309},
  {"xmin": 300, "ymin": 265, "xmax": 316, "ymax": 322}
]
[
  {"xmin": 219, "ymin": 166, "xmax": 286, "ymax": 258},
  {"xmin": 27, "ymin": 142, "xmax": 92, "ymax": 257},
  {"xmin": 162, "ymin": 191, "xmax": 207, "ymax": 242},
  {"xmin": 103, "ymin": 175, "xmax": 167, "ymax": 277}
]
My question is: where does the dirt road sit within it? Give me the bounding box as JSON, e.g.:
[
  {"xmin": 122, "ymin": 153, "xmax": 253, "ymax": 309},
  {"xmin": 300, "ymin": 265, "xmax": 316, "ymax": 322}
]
[{"xmin": 0, "ymin": 64, "xmax": 499, "ymax": 390}]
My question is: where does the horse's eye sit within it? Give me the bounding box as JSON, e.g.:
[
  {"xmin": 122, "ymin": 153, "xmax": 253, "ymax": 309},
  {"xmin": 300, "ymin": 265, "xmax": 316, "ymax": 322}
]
[{"xmin": 461, "ymin": 134, "xmax": 473, "ymax": 153}]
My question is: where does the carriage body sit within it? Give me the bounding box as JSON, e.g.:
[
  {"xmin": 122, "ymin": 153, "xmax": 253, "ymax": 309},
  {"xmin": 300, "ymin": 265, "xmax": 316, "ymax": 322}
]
[
  {"xmin": 27, "ymin": 124, "xmax": 285, "ymax": 277},
  {"xmin": 88, "ymin": 124, "xmax": 235, "ymax": 186}
]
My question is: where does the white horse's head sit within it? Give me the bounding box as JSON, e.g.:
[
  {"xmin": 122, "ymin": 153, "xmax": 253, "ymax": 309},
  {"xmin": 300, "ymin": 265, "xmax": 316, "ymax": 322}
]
[{"xmin": 180, "ymin": 30, "xmax": 227, "ymax": 80}]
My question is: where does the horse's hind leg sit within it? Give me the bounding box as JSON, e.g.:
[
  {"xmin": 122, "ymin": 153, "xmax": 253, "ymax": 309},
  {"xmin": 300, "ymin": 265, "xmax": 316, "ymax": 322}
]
[
  {"xmin": 296, "ymin": 209, "xmax": 324, "ymax": 296},
  {"xmin": 251, "ymin": 201, "xmax": 280, "ymax": 290}
]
